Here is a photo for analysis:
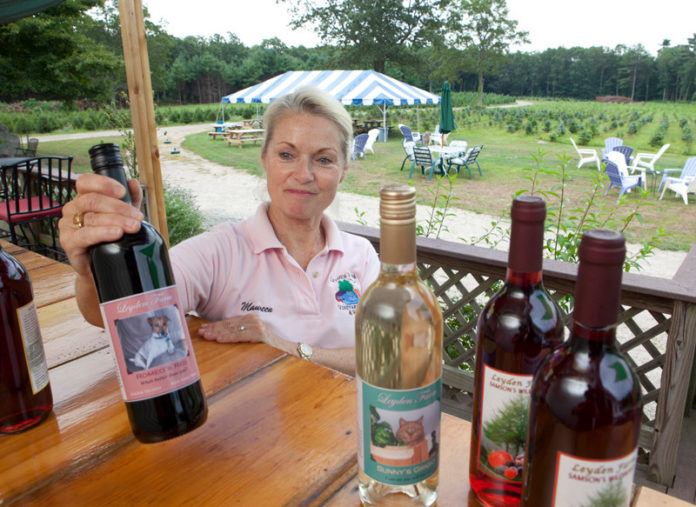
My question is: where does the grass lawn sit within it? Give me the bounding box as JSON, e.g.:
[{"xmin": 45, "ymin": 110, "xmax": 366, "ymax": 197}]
[
  {"xmin": 38, "ymin": 136, "xmax": 123, "ymax": 173},
  {"xmin": 37, "ymin": 100, "xmax": 696, "ymax": 252},
  {"xmin": 183, "ymin": 121, "xmax": 694, "ymax": 252}
]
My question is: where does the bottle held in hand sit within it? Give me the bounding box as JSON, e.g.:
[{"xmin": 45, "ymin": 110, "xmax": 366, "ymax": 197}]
[
  {"xmin": 88, "ymin": 143, "xmax": 207, "ymax": 443},
  {"xmin": 469, "ymin": 196, "xmax": 564, "ymax": 506},
  {"xmin": 0, "ymin": 247, "xmax": 53, "ymax": 433},
  {"xmin": 355, "ymin": 185, "xmax": 443, "ymax": 506},
  {"xmin": 521, "ymin": 229, "xmax": 642, "ymax": 507}
]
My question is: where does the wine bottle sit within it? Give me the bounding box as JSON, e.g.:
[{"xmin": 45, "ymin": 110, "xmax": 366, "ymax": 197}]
[
  {"xmin": 521, "ymin": 229, "xmax": 642, "ymax": 507},
  {"xmin": 469, "ymin": 195, "xmax": 564, "ymax": 506},
  {"xmin": 0, "ymin": 246, "xmax": 53, "ymax": 433},
  {"xmin": 355, "ymin": 185, "xmax": 443, "ymax": 506},
  {"xmin": 88, "ymin": 143, "xmax": 207, "ymax": 443}
]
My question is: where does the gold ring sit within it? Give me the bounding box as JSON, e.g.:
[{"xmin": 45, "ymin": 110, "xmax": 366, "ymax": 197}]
[{"xmin": 72, "ymin": 212, "xmax": 84, "ymax": 229}]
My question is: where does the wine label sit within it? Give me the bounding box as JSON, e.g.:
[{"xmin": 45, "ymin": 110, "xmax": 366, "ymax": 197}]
[
  {"xmin": 551, "ymin": 448, "xmax": 638, "ymax": 507},
  {"xmin": 99, "ymin": 286, "xmax": 201, "ymax": 402},
  {"xmin": 475, "ymin": 365, "xmax": 532, "ymax": 484},
  {"xmin": 356, "ymin": 376, "xmax": 441, "ymax": 485},
  {"xmin": 16, "ymin": 300, "xmax": 50, "ymax": 394}
]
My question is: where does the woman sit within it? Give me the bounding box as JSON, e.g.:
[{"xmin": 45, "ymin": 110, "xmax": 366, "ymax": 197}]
[{"xmin": 58, "ymin": 87, "xmax": 380, "ymax": 375}]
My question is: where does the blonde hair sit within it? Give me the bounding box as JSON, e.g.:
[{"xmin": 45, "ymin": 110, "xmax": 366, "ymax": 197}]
[{"xmin": 262, "ymin": 86, "xmax": 353, "ymax": 164}]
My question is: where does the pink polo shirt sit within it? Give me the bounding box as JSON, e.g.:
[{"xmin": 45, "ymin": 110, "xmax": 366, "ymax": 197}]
[{"xmin": 170, "ymin": 204, "xmax": 380, "ymax": 349}]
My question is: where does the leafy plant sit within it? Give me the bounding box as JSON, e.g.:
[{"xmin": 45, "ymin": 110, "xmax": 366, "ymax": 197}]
[
  {"xmin": 416, "ymin": 172, "xmax": 460, "ymax": 239},
  {"xmin": 471, "ymin": 148, "xmax": 665, "ymax": 274},
  {"xmin": 163, "ymin": 183, "xmax": 206, "ymax": 246}
]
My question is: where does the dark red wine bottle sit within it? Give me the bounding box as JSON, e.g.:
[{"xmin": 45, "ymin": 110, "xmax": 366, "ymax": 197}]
[
  {"xmin": 88, "ymin": 143, "xmax": 206, "ymax": 443},
  {"xmin": 522, "ymin": 229, "xmax": 642, "ymax": 507},
  {"xmin": 469, "ymin": 196, "xmax": 564, "ymax": 506},
  {"xmin": 0, "ymin": 246, "xmax": 53, "ymax": 433}
]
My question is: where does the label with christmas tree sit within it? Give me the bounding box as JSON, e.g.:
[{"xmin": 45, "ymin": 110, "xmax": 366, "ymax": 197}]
[
  {"xmin": 552, "ymin": 448, "xmax": 637, "ymax": 507},
  {"xmin": 475, "ymin": 364, "xmax": 533, "ymax": 483}
]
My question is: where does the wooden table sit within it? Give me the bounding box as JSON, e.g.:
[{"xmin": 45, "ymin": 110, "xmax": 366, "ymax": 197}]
[
  {"xmin": 2, "ymin": 243, "xmax": 688, "ymax": 506},
  {"xmin": 225, "ymin": 128, "xmax": 265, "ymax": 147}
]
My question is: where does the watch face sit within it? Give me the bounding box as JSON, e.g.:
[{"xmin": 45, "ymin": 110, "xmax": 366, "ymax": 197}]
[{"xmin": 299, "ymin": 343, "xmax": 313, "ymax": 360}]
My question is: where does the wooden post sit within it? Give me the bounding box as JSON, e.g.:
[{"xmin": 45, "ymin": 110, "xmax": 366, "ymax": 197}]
[
  {"xmin": 117, "ymin": 0, "xmax": 168, "ymax": 244},
  {"xmin": 649, "ymin": 245, "xmax": 696, "ymax": 484}
]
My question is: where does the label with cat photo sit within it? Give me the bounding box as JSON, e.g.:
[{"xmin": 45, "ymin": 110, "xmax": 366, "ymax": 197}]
[
  {"xmin": 356, "ymin": 377, "xmax": 441, "ymax": 485},
  {"xmin": 475, "ymin": 365, "xmax": 533, "ymax": 484}
]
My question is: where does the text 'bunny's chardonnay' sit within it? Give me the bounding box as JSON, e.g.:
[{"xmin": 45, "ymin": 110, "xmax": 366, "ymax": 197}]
[
  {"xmin": 522, "ymin": 229, "xmax": 642, "ymax": 507},
  {"xmin": 0, "ymin": 246, "xmax": 53, "ymax": 433},
  {"xmin": 470, "ymin": 195, "xmax": 564, "ymax": 506},
  {"xmin": 88, "ymin": 143, "xmax": 207, "ymax": 443},
  {"xmin": 355, "ymin": 185, "xmax": 443, "ymax": 506}
]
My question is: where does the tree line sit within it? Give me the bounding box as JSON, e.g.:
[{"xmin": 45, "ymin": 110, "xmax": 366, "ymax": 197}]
[{"xmin": 0, "ymin": 0, "xmax": 694, "ymax": 107}]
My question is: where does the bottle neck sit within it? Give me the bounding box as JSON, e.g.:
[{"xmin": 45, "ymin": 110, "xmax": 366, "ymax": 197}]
[
  {"xmin": 508, "ymin": 207, "xmax": 544, "ymax": 270},
  {"xmin": 571, "ymin": 320, "xmax": 617, "ymax": 344},
  {"xmin": 380, "ymin": 261, "xmax": 418, "ymax": 276},
  {"xmin": 505, "ymin": 268, "xmax": 543, "ymax": 286},
  {"xmin": 379, "ymin": 219, "xmax": 416, "ymax": 266},
  {"xmin": 92, "ymin": 165, "xmax": 132, "ymax": 205}
]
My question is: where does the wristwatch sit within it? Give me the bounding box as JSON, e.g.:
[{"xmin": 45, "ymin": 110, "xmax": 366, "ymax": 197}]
[{"xmin": 297, "ymin": 342, "xmax": 313, "ymax": 361}]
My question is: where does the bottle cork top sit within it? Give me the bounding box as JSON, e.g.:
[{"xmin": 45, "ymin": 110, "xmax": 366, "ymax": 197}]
[
  {"xmin": 88, "ymin": 143, "xmax": 131, "ymax": 205},
  {"xmin": 574, "ymin": 229, "xmax": 626, "ymax": 328},
  {"xmin": 88, "ymin": 143, "xmax": 123, "ymax": 172},
  {"xmin": 380, "ymin": 185, "xmax": 416, "ymax": 221},
  {"xmin": 379, "ymin": 185, "xmax": 416, "ymax": 265},
  {"xmin": 508, "ymin": 195, "xmax": 546, "ymax": 273}
]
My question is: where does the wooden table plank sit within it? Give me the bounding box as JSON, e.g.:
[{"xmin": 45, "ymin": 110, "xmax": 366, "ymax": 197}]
[
  {"xmin": 2, "ymin": 241, "xmax": 61, "ymax": 272},
  {"xmin": 0, "ymin": 240, "xmax": 77, "ymax": 307},
  {"xmin": 17, "ymin": 357, "xmax": 357, "ymax": 506},
  {"xmin": 633, "ymin": 486, "xmax": 696, "ymax": 506},
  {"xmin": 29, "ymin": 262, "xmax": 76, "ymax": 308},
  {"xmin": 1, "ymin": 335, "xmax": 284, "ymax": 504},
  {"xmin": 39, "ymin": 297, "xmax": 109, "ymax": 368}
]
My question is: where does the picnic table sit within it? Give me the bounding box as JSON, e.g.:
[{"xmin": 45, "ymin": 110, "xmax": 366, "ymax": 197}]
[
  {"xmin": 225, "ymin": 128, "xmax": 265, "ymax": 147},
  {"xmin": 1, "ymin": 241, "xmax": 688, "ymax": 506}
]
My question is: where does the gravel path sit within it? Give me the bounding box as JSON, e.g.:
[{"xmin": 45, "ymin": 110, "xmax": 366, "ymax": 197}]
[{"xmin": 38, "ymin": 124, "xmax": 687, "ymax": 279}]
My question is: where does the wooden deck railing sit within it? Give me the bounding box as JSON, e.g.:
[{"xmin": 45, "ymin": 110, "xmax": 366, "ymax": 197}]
[{"xmin": 340, "ymin": 222, "xmax": 696, "ymax": 487}]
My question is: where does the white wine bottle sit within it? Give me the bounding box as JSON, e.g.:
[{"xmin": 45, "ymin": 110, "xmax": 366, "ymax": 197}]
[{"xmin": 355, "ymin": 185, "xmax": 443, "ymax": 506}]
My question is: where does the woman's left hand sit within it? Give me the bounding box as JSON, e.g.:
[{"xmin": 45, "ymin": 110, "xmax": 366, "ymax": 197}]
[{"xmin": 197, "ymin": 314, "xmax": 271, "ymax": 344}]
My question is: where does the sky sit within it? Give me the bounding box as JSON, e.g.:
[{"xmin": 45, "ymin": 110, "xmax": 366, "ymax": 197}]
[{"xmin": 142, "ymin": 0, "xmax": 695, "ymax": 56}]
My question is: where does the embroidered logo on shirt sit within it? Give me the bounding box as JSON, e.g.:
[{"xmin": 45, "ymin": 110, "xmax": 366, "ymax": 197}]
[
  {"xmin": 335, "ymin": 280, "xmax": 360, "ymax": 306},
  {"xmin": 241, "ymin": 301, "xmax": 273, "ymax": 313}
]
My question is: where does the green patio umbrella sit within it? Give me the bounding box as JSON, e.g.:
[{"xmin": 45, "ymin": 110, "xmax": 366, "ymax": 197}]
[
  {"xmin": 439, "ymin": 81, "xmax": 456, "ymax": 146},
  {"xmin": 0, "ymin": 0, "xmax": 64, "ymax": 25}
]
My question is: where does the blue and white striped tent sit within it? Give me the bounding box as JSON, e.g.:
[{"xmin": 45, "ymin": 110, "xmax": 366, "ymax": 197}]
[
  {"xmin": 222, "ymin": 70, "xmax": 439, "ymax": 106},
  {"xmin": 221, "ymin": 70, "xmax": 439, "ymax": 133}
]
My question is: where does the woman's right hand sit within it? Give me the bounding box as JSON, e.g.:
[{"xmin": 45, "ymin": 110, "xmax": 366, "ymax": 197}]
[{"xmin": 58, "ymin": 173, "xmax": 145, "ymax": 278}]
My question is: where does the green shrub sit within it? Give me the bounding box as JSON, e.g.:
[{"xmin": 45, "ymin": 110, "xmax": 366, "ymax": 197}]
[
  {"xmin": 627, "ymin": 122, "xmax": 638, "ymax": 135},
  {"xmin": 164, "ymin": 183, "xmax": 205, "ymax": 246},
  {"xmin": 36, "ymin": 114, "xmax": 59, "ymax": 133},
  {"xmin": 180, "ymin": 109, "xmax": 194, "ymax": 124},
  {"xmin": 578, "ymin": 129, "xmax": 591, "ymax": 145},
  {"xmin": 568, "ymin": 119, "xmax": 579, "ymax": 134},
  {"xmin": 524, "ymin": 120, "xmax": 536, "ymax": 135}
]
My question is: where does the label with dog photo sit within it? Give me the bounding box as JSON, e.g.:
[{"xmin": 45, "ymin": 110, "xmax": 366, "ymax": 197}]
[{"xmin": 100, "ymin": 286, "xmax": 201, "ymax": 401}]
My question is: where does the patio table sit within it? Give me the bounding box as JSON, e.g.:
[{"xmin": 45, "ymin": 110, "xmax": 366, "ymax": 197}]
[
  {"xmin": 1, "ymin": 240, "xmax": 687, "ymax": 506},
  {"xmin": 224, "ymin": 128, "xmax": 265, "ymax": 147},
  {"xmin": 427, "ymin": 145, "xmax": 468, "ymax": 175}
]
